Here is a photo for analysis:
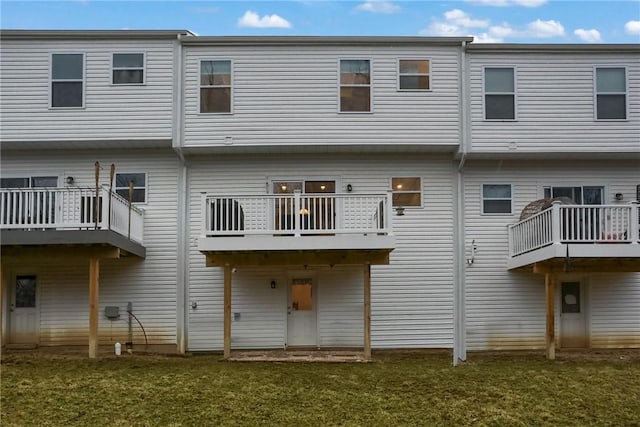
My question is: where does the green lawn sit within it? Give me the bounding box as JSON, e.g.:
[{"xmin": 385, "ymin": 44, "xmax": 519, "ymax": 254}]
[{"xmin": 2, "ymin": 350, "xmax": 639, "ymax": 426}]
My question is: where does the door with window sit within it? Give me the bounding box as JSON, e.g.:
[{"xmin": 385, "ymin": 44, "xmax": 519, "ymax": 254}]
[
  {"xmin": 287, "ymin": 277, "xmax": 317, "ymax": 347},
  {"xmin": 544, "ymin": 186, "xmax": 604, "ymax": 241},
  {"xmin": 560, "ymin": 281, "xmax": 587, "ymax": 348},
  {"xmin": 8, "ymin": 275, "xmax": 39, "ymax": 344},
  {"xmin": 1, "ymin": 176, "xmax": 58, "ymax": 226},
  {"xmin": 272, "ymin": 180, "xmax": 336, "ymax": 232}
]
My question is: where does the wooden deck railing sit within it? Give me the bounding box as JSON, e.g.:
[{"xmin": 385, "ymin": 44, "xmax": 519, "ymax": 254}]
[
  {"xmin": 509, "ymin": 201, "xmax": 639, "ymax": 257},
  {"xmin": 0, "ymin": 186, "xmax": 144, "ymax": 244},
  {"xmin": 201, "ymin": 192, "xmax": 393, "ymax": 238}
]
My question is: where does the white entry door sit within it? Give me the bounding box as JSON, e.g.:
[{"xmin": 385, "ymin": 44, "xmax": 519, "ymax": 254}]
[
  {"xmin": 9, "ymin": 275, "xmax": 39, "ymax": 344},
  {"xmin": 287, "ymin": 277, "xmax": 317, "ymax": 347},
  {"xmin": 560, "ymin": 281, "xmax": 587, "ymax": 348}
]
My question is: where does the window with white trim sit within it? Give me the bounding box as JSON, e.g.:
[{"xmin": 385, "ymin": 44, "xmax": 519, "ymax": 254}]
[
  {"xmin": 543, "ymin": 186, "xmax": 603, "ymax": 205},
  {"xmin": 200, "ymin": 60, "xmax": 231, "ymax": 113},
  {"xmin": 595, "ymin": 67, "xmax": 626, "ymax": 120},
  {"xmin": 112, "ymin": 53, "xmax": 145, "ymax": 84},
  {"xmin": 340, "ymin": 59, "xmax": 371, "ymax": 112},
  {"xmin": 115, "ymin": 173, "xmax": 146, "ymax": 203},
  {"xmin": 482, "ymin": 184, "xmax": 512, "ymax": 214},
  {"xmin": 391, "ymin": 177, "xmax": 421, "ymax": 207},
  {"xmin": 51, "ymin": 53, "xmax": 84, "ymax": 108},
  {"xmin": 484, "ymin": 67, "xmax": 515, "ymax": 120},
  {"xmin": 398, "ymin": 59, "xmax": 430, "ymax": 90}
]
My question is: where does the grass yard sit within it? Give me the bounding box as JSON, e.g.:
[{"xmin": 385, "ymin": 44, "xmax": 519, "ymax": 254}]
[{"xmin": 2, "ymin": 350, "xmax": 639, "ymax": 426}]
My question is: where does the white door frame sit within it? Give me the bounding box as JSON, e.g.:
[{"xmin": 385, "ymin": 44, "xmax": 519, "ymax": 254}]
[
  {"xmin": 7, "ymin": 269, "xmax": 40, "ymax": 345},
  {"xmin": 557, "ymin": 275, "xmax": 590, "ymax": 349},
  {"xmin": 285, "ymin": 270, "xmax": 318, "ymax": 348}
]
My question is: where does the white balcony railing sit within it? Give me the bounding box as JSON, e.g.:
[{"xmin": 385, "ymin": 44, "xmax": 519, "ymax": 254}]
[
  {"xmin": 509, "ymin": 201, "xmax": 639, "ymax": 257},
  {"xmin": 0, "ymin": 187, "xmax": 144, "ymax": 244},
  {"xmin": 201, "ymin": 192, "xmax": 393, "ymax": 238}
]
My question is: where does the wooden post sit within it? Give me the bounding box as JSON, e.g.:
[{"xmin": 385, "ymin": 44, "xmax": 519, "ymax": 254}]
[
  {"xmin": 0, "ymin": 262, "xmax": 5, "ymax": 348},
  {"xmin": 108, "ymin": 164, "xmax": 115, "ymax": 230},
  {"xmin": 223, "ymin": 264, "xmax": 232, "ymax": 359},
  {"xmin": 545, "ymin": 273, "xmax": 555, "ymax": 360},
  {"xmin": 364, "ymin": 263, "xmax": 371, "ymax": 360},
  {"xmin": 89, "ymin": 257, "xmax": 100, "ymax": 359},
  {"xmin": 94, "ymin": 162, "xmax": 100, "ymax": 230},
  {"xmin": 128, "ymin": 180, "xmax": 134, "ymax": 240}
]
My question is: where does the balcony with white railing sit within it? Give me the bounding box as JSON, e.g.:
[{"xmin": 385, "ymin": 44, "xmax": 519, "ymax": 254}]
[
  {"xmin": 198, "ymin": 192, "xmax": 395, "ymax": 265},
  {"xmin": 508, "ymin": 201, "xmax": 640, "ymax": 270},
  {"xmin": 1, "ymin": 186, "xmax": 144, "ymax": 250}
]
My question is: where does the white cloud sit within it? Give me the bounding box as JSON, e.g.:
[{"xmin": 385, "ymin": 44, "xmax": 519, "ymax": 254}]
[
  {"xmin": 465, "ymin": 0, "xmax": 547, "ymax": 6},
  {"xmin": 355, "ymin": 1, "xmax": 401, "ymax": 14},
  {"xmin": 237, "ymin": 10, "xmax": 292, "ymax": 29},
  {"xmin": 625, "ymin": 20, "xmax": 640, "ymax": 35},
  {"xmin": 473, "ymin": 33, "xmax": 504, "ymax": 43},
  {"xmin": 444, "ymin": 9, "xmax": 490, "ymax": 28},
  {"xmin": 488, "ymin": 23, "xmax": 515, "ymax": 38},
  {"xmin": 574, "ymin": 28, "xmax": 602, "ymax": 43},
  {"xmin": 526, "ymin": 19, "xmax": 565, "ymax": 38}
]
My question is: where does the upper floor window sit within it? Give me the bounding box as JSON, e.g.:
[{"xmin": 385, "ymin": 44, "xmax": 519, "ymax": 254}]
[
  {"xmin": 482, "ymin": 184, "xmax": 512, "ymax": 214},
  {"xmin": 200, "ymin": 60, "xmax": 232, "ymax": 113},
  {"xmin": 115, "ymin": 173, "xmax": 146, "ymax": 203},
  {"xmin": 340, "ymin": 59, "xmax": 371, "ymax": 112},
  {"xmin": 391, "ymin": 177, "xmax": 422, "ymax": 207},
  {"xmin": 51, "ymin": 53, "xmax": 84, "ymax": 108},
  {"xmin": 484, "ymin": 67, "xmax": 515, "ymax": 120},
  {"xmin": 595, "ymin": 67, "xmax": 626, "ymax": 120},
  {"xmin": 543, "ymin": 186, "xmax": 603, "ymax": 205},
  {"xmin": 398, "ymin": 59, "xmax": 430, "ymax": 91},
  {"xmin": 112, "ymin": 53, "xmax": 145, "ymax": 85}
]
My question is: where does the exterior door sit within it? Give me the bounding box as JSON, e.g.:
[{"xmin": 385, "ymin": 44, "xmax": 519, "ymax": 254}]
[
  {"xmin": 287, "ymin": 277, "xmax": 317, "ymax": 347},
  {"xmin": 9, "ymin": 275, "xmax": 39, "ymax": 344},
  {"xmin": 560, "ymin": 281, "xmax": 587, "ymax": 348}
]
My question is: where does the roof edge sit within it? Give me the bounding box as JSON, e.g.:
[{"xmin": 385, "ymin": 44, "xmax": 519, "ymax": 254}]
[
  {"xmin": 0, "ymin": 29, "xmax": 194, "ymax": 40},
  {"xmin": 467, "ymin": 43, "xmax": 640, "ymax": 53},
  {"xmin": 180, "ymin": 36, "xmax": 473, "ymax": 46}
]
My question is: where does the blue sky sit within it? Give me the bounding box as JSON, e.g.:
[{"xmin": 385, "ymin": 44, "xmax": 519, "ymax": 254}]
[{"xmin": 2, "ymin": 0, "xmax": 639, "ymax": 43}]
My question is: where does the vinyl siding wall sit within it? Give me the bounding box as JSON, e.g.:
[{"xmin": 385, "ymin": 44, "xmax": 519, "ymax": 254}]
[
  {"xmin": 0, "ymin": 39, "xmax": 176, "ymax": 143},
  {"xmin": 187, "ymin": 154, "xmax": 455, "ymax": 351},
  {"xmin": 464, "ymin": 159, "xmax": 640, "ymax": 350},
  {"xmin": 1, "ymin": 150, "xmax": 179, "ymax": 346},
  {"xmin": 468, "ymin": 52, "xmax": 640, "ymax": 153},
  {"xmin": 182, "ymin": 44, "xmax": 462, "ymax": 148}
]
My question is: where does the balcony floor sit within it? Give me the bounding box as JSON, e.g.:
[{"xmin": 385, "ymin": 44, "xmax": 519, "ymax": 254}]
[
  {"xmin": 1, "ymin": 229, "xmax": 145, "ymax": 258},
  {"xmin": 508, "ymin": 242, "xmax": 640, "ymax": 272},
  {"xmin": 199, "ymin": 234, "xmax": 395, "ymax": 266}
]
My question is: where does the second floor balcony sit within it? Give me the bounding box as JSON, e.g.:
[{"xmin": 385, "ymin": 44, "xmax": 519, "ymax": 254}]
[
  {"xmin": 198, "ymin": 192, "xmax": 395, "ymax": 267},
  {"xmin": 1, "ymin": 186, "xmax": 145, "ymax": 258},
  {"xmin": 508, "ymin": 201, "xmax": 640, "ymax": 271}
]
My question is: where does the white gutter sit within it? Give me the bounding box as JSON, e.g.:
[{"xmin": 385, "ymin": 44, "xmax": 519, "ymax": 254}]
[
  {"xmin": 173, "ymin": 34, "xmax": 189, "ymax": 354},
  {"xmin": 453, "ymin": 40, "xmax": 470, "ymax": 366}
]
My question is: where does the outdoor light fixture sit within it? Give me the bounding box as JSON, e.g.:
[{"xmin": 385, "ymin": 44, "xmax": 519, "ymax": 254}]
[
  {"xmin": 395, "ymin": 207, "xmax": 405, "ymax": 216},
  {"xmin": 270, "ymin": 280, "xmax": 277, "ymax": 289},
  {"xmin": 281, "ymin": 184, "xmax": 287, "ymax": 191},
  {"xmin": 66, "ymin": 176, "xmax": 75, "ymax": 184},
  {"xmin": 346, "ymin": 184, "xmax": 353, "ymax": 192},
  {"xmin": 615, "ymin": 193, "xmax": 624, "ymax": 201}
]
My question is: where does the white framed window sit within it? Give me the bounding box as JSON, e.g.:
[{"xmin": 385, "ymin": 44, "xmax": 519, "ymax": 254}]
[
  {"xmin": 482, "ymin": 184, "xmax": 512, "ymax": 214},
  {"xmin": 200, "ymin": 60, "xmax": 232, "ymax": 113},
  {"xmin": 340, "ymin": 59, "xmax": 371, "ymax": 112},
  {"xmin": 595, "ymin": 67, "xmax": 626, "ymax": 120},
  {"xmin": 112, "ymin": 53, "xmax": 145, "ymax": 85},
  {"xmin": 51, "ymin": 53, "xmax": 84, "ymax": 108},
  {"xmin": 391, "ymin": 177, "xmax": 422, "ymax": 207},
  {"xmin": 483, "ymin": 67, "xmax": 515, "ymax": 120},
  {"xmin": 398, "ymin": 59, "xmax": 430, "ymax": 91},
  {"xmin": 543, "ymin": 185, "xmax": 604, "ymax": 205},
  {"xmin": 115, "ymin": 172, "xmax": 146, "ymax": 203}
]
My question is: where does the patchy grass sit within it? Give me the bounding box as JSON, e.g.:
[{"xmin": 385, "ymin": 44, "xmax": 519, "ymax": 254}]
[{"xmin": 2, "ymin": 350, "xmax": 639, "ymax": 426}]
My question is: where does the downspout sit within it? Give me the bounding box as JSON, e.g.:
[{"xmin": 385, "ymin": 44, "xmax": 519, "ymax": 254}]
[
  {"xmin": 173, "ymin": 33, "xmax": 189, "ymax": 354},
  {"xmin": 453, "ymin": 40, "xmax": 470, "ymax": 366}
]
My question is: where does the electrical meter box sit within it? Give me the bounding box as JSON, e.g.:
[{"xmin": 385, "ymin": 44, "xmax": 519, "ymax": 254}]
[{"xmin": 105, "ymin": 306, "xmax": 120, "ymax": 320}]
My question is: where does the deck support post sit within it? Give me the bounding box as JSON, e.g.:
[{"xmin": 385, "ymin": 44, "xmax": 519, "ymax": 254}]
[
  {"xmin": 364, "ymin": 263, "xmax": 371, "ymax": 361},
  {"xmin": 89, "ymin": 257, "xmax": 100, "ymax": 359},
  {"xmin": 0, "ymin": 262, "xmax": 6, "ymax": 348},
  {"xmin": 223, "ymin": 264, "xmax": 232, "ymax": 359},
  {"xmin": 545, "ymin": 273, "xmax": 556, "ymax": 360}
]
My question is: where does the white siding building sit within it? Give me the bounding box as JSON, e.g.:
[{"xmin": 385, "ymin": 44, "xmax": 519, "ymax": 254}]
[{"xmin": 1, "ymin": 30, "xmax": 638, "ymax": 362}]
